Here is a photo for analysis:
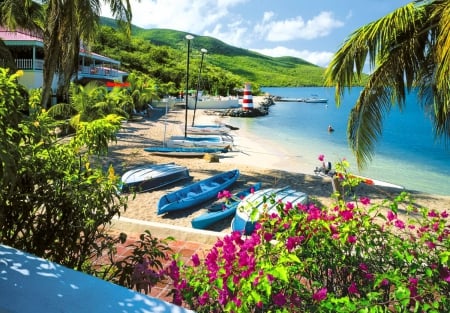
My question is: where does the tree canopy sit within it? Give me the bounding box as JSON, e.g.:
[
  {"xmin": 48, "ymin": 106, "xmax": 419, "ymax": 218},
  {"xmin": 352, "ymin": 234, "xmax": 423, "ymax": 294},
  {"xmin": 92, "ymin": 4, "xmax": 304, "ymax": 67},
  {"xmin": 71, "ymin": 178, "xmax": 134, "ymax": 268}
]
[{"xmin": 325, "ymin": 0, "xmax": 450, "ymax": 169}]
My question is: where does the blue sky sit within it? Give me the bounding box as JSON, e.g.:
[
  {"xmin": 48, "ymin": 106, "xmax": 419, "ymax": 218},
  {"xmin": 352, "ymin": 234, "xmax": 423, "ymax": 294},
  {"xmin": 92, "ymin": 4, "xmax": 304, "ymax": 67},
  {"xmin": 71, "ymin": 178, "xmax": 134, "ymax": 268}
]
[{"xmin": 101, "ymin": 0, "xmax": 411, "ymax": 68}]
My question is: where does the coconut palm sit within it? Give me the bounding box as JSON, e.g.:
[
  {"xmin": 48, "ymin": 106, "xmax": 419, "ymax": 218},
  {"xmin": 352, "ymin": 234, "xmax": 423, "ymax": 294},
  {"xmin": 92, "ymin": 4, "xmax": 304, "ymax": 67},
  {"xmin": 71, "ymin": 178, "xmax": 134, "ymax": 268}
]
[{"xmin": 324, "ymin": 0, "xmax": 450, "ymax": 169}]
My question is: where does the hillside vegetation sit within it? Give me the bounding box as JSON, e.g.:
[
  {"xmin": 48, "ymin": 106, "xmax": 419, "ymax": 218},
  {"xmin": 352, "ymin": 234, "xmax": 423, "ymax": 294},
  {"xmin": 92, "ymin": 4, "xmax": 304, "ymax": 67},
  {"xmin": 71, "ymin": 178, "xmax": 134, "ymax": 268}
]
[
  {"xmin": 94, "ymin": 19, "xmax": 327, "ymax": 93},
  {"xmin": 134, "ymin": 28, "xmax": 327, "ymax": 87}
]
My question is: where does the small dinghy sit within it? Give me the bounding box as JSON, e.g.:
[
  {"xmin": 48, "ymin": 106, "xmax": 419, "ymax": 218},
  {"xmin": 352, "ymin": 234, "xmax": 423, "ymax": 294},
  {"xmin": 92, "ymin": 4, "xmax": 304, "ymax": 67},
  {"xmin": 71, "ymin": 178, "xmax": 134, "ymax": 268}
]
[
  {"xmin": 231, "ymin": 186, "xmax": 308, "ymax": 235},
  {"xmin": 191, "ymin": 182, "xmax": 262, "ymax": 229},
  {"xmin": 119, "ymin": 163, "xmax": 190, "ymax": 193},
  {"xmin": 166, "ymin": 135, "xmax": 233, "ymax": 150},
  {"xmin": 157, "ymin": 169, "xmax": 240, "ymax": 215},
  {"xmin": 144, "ymin": 146, "xmax": 228, "ymax": 158}
]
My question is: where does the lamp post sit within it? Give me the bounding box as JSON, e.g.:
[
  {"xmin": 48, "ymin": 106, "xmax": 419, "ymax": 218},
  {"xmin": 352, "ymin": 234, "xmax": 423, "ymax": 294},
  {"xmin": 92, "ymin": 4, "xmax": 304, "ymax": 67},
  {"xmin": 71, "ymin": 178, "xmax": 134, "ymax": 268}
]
[
  {"xmin": 184, "ymin": 34, "xmax": 194, "ymax": 138},
  {"xmin": 192, "ymin": 48, "xmax": 207, "ymax": 126}
]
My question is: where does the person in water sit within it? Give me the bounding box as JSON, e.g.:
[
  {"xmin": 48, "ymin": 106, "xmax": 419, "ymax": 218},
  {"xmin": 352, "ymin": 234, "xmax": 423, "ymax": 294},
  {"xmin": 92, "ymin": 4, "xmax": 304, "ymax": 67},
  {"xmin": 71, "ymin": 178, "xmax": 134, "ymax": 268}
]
[{"xmin": 328, "ymin": 125, "xmax": 334, "ymax": 132}]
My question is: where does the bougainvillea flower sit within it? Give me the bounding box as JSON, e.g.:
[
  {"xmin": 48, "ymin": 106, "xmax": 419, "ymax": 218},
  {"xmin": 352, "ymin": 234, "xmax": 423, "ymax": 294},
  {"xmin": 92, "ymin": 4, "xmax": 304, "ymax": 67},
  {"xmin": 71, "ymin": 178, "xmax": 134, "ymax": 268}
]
[
  {"xmin": 312, "ymin": 288, "xmax": 327, "ymax": 301},
  {"xmin": 348, "ymin": 281, "xmax": 359, "ymax": 295},
  {"xmin": 360, "ymin": 197, "xmax": 371, "ymax": 205},
  {"xmin": 318, "ymin": 154, "xmax": 325, "ymax": 161}
]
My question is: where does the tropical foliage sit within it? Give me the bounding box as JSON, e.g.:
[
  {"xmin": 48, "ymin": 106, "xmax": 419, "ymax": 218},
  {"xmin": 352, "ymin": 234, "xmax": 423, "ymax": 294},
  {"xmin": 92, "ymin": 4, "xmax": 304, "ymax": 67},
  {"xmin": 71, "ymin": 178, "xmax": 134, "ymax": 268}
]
[
  {"xmin": 0, "ymin": 68, "xmax": 126, "ymax": 269},
  {"xmin": 169, "ymin": 158, "xmax": 450, "ymax": 312},
  {"xmin": 325, "ymin": 0, "xmax": 450, "ymax": 169}
]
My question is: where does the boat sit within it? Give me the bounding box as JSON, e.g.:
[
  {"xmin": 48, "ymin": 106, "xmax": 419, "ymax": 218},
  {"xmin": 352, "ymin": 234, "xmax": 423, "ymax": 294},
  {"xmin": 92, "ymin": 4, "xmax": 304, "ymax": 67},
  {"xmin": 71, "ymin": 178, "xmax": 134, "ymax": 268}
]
[
  {"xmin": 303, "ymin": 95, "xmax": 328, "ymax": 103},
  {"xmin": 351, "ymin": 174, "xmax": 405, "ymax": 189},
  {"xmin": 231, "ymin": 186, "xmax": 308, "ymax": 235},
  {"xmin": 186, "ymin": 92, "xmax": 240, "ymax": 110},
  {"xmin": 186, "ymin": 124, "xmax": 231, "ymax": 135},
  {"xmin": 119, "ymin": 163, "xmax": 190, "ymax": 193},
  {"xmin": 144, "ymin": 146, "xmax": 229, "ymax": 158},
  {"xmin": 166, "ymin": 134, "xmax": 234, "ymax": 150},
  {"xmin": 191, "ymin": 182, "xmax": 262, "ymax": 229},
  {"xmin": 157, "ymin": 169, "xmax": 240, "ymax": 215}
]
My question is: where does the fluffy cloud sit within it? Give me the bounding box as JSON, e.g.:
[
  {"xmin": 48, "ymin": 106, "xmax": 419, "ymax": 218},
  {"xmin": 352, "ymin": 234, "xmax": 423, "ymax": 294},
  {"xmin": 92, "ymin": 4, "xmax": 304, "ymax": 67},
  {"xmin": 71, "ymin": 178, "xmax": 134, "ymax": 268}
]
[{"xmin": 256, "ymin": 11, "xmax": 344, "ymax": 42}]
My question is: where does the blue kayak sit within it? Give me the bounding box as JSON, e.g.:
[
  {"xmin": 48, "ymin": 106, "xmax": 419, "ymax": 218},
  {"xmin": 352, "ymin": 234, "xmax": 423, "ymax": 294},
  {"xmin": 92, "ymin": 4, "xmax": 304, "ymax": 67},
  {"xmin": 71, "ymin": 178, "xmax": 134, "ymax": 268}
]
[
  {"xmin": 191, "ymin": 182, "xmax": 262, "ymax": 229},
  {"xmin": 157, "ymin": 169, "xmax": 240, "ymax": 215}
]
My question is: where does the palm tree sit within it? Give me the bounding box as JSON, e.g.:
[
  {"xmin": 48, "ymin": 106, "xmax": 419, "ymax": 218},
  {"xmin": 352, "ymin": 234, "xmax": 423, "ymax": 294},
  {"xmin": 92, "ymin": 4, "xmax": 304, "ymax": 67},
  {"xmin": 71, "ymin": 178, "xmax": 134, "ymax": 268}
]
[
  {"xmin": 0, "ymin": 0, "xmax": 136, "ymax": 108},
  {"xmin": 324, "ymin": 0, "xmax": 450, "ymax": 169}
]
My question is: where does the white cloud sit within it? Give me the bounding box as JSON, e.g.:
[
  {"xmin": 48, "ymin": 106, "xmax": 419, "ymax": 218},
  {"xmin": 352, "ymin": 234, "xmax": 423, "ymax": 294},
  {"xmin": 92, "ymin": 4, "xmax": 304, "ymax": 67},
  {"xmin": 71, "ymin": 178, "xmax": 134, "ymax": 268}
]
[
  {"xmin": 102, "ymin": 0, "xmax": 248, "ymax": 33},
  {"xmin": 255, "ymin": 11, "xmax": 344, "ymax": 42},
  {"xmin": 251, "ymin": 46, "xmax": 334, "ymax": 68}
]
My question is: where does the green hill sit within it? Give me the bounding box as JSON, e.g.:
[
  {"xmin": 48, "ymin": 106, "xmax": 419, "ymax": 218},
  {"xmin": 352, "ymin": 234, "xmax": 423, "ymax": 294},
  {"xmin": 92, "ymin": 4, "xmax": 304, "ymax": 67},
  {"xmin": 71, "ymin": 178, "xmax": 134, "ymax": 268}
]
[{"xmin": 133, "ymin": 28, "xmax": 326, "ymax": 87}]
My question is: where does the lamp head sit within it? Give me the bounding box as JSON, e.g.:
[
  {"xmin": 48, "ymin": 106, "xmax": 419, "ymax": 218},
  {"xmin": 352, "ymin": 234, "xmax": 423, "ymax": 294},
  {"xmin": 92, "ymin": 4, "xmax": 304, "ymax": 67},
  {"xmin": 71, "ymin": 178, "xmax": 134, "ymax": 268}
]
[
  {"xmin": 185, "ymin": 34, "xmax": 194, "ymax": 40},
  {"xmin": 201, "ymin": 48, "xmax": 208, "ymax": 54}
]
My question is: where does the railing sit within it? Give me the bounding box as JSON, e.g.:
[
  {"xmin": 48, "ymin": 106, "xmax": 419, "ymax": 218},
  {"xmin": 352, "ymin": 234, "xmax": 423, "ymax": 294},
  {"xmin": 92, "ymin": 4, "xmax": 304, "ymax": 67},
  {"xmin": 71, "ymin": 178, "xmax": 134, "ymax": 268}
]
[
  {"xmin": 78, "ymin": 65, "xmax": 119, "ymax": 78},
  {"xmin": 12, "ymin": 58, "xmax": 44, "ymax": 70}
]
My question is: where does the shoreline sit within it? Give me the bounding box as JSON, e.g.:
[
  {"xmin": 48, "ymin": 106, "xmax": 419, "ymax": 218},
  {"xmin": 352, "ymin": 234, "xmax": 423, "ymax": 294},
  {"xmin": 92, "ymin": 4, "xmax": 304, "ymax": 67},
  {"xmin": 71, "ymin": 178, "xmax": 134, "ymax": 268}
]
[{"xmin": 105, "ymin": 105, "xmax": 450, "ymax": 236}]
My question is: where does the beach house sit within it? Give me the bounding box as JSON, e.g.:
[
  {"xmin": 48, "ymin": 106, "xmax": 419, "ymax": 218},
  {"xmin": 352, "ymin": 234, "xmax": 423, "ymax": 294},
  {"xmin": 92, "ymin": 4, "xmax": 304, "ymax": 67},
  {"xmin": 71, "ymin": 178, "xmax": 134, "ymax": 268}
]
[{"xmin": 0, "ymin": 27, "xmax": 128, "ymax": 94}]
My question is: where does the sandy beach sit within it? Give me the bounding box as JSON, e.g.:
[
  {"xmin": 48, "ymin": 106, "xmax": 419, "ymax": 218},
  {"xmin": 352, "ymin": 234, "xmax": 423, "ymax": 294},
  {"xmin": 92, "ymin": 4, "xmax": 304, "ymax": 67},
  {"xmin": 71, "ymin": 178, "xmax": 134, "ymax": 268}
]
[{"xmin": 105, "ymin": 102, "xmax": 450, "ymax": 236}]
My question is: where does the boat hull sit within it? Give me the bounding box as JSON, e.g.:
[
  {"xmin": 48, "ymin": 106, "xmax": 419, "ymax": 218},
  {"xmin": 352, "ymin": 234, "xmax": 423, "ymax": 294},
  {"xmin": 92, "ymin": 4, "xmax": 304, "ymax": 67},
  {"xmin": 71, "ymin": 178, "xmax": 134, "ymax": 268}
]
[
  {"xmin": 144, "ymin": 146, "xmax": 228, "ymax": 158},
  {"xmin": 231, "ymin": 187, "xmax": 308, "ymax": 235},
  {"xmin": 157, "ymin": 169, "xmax": 240, "ymax": 215},
  {"xmin": 191, "ymin": 182, "xmax": 262, "ymax": 229},
  {"xmin": 187, "ymin": 98, "xmax": 240, "ymax": 109},
  {"xmin": 166, "ymin": 135, "xmax": 233, "ymax": 149},
  {"xmin": 119, "ymin": 163, "xmax": 190, "ymax": 193},
  {"xmin": 186, "ymin": 125, "xmax": 231, "ymax": 135}
]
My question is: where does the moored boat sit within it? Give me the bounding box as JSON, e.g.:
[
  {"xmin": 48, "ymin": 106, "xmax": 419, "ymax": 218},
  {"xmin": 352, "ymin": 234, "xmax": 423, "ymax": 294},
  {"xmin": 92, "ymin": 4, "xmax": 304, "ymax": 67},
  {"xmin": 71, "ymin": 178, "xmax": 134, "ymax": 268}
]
[
  {"xmin": 166, "ymin": 135, "xmax": 234, "ymax": 150},
  {"xmin": 191, "ymin": 182, "xmax": 262, "ymax": 229},
  {"xmin": 303, "ymin": 95, "xmax": 328, "ymax": 103},
  {"xmin": 144, "ymin": 146, "xmax": 229, "ymax": 158},
  {"xmin": 119, "ymin": 163, "xmax": 190, "ymax": 193},
  {"xmin": 186, "ymin": 124, "xmax": 231, "ymax": 135},
  {"xmin": 157, "ymin": 169, "xmax": 240, "ymax": 215},
  {"xmin": 231, "ymin": 186, "xmax": 308, "ymax": 235}
]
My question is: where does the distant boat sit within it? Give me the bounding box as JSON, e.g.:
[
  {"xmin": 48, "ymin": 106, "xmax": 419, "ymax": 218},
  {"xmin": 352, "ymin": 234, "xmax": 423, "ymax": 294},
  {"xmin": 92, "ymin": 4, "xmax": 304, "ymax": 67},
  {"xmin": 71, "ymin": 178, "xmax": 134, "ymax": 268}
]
[
  {"xmin": 191, "ymin": 182, "xmax": 262, "ymax": 229},
  {"xmin": 119, "ymin": 163, "xmax": 190, "ymax": 193},
  {"xmin": 231, "ymin": 186, "xmax": 308, "ymax": 235},
  {"xmin": 186, "ymin": 124, "xmax": 231, "ymax": 135},
  {"xmin": 166, "ymin": 135, "xmax": 234, "ymax": 150},
  {"xmin": 144, "ymin": 146, "xmax": 229, "ymax": 158},
  {"xmin": 276, "ymin": 97, "xmax": 304, "ymax": 102},
  {"xmin": 303, "ymin": 95, "xmax": 328, "ymax": 103},
  {"xmin": 157, "ymin": 169, "xmax": 240, "ymax": 215}
]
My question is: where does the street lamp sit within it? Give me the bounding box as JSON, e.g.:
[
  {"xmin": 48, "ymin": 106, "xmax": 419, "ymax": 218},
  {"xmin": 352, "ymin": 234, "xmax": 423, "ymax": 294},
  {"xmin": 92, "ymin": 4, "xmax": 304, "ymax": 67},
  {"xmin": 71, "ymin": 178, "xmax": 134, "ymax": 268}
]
[
  {"xmin": 192, "ymin": 48, "xmax": 207, "ymax": 126},
  {"xmin": 184, "ymin": 34, "xmax": 194, "ymax": 138}
]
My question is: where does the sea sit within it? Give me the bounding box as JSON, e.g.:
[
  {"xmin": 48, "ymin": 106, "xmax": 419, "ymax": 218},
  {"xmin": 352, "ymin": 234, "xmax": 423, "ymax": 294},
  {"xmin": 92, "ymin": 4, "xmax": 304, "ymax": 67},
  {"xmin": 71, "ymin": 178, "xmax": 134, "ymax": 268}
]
[{"xmin": 227, "ymin": 86, "xmax": 450, "ymax": 196}]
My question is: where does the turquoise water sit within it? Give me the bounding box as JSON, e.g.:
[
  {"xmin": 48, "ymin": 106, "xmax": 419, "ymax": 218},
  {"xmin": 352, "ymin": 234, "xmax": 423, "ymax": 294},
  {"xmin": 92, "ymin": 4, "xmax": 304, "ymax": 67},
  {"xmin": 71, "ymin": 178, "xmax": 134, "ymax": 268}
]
[{"xmin": 228, "ymin": 87, "xmax": 450, "ymax": 196}]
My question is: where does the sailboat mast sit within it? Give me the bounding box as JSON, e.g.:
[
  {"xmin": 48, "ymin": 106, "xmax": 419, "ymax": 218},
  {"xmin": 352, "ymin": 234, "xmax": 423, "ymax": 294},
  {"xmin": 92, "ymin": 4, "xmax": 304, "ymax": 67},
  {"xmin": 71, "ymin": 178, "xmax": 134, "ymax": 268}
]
[
  {"xmin": 184, "ymin": 34, "xmax": 194, "ymax": 138},
  {"xmin": 192, "ymin": 48, "xmax": 207, "ymax": 127}
]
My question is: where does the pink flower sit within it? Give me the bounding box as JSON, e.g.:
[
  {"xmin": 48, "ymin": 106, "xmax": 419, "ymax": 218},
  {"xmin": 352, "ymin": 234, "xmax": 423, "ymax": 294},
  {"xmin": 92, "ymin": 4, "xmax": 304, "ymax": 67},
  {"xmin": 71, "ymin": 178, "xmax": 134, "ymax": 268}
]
[
  {"xmin": 191, "ymin": 253, "xmax": 200, "ymax": 267},
  {"xmin": 394, "ymin": 219, "xmax": 405, "ymax": 229},
  {"xmin": 318, "ymin": 154, "xmax": 325, "ymax": 162},
  {"xmin": 441, "ymin": 211, "xmax": 448, "ymax": 218},
  {"xmin": 387, "ymin": 210, "xmax": 396, "ymax": 221},
  {"xmin": 348, "ymin": 281, "xmax": 359, "ymax": 295},
  {"xmin": 312, "ymin": 288, "xmax": 327, "ymax": 301},
  {"xmin": 360, "ymin": 197, "xmax": 371, "ymax": 205},
  {"xmin": 340, "ymin": 209, "xmax": 354, "ymax": 221},
  {"xmin": 347, "ymin": 235, "xmax": 357, "ymax": 244}
]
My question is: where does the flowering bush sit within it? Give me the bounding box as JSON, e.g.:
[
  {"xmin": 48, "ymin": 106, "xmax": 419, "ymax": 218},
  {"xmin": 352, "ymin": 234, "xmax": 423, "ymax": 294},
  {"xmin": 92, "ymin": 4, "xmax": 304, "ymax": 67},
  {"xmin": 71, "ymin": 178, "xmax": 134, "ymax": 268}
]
[{"xmin": 168, "ymin": 159, "xmax": 449, "ymax": 312}]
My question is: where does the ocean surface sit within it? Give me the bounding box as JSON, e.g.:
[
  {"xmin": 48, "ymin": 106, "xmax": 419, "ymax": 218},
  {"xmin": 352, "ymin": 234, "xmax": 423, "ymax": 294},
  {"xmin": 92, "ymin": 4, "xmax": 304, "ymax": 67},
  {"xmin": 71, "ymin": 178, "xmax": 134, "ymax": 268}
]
[{"xmin": 228, "ymin": 87, "xmax": 450, "ymax": 196}]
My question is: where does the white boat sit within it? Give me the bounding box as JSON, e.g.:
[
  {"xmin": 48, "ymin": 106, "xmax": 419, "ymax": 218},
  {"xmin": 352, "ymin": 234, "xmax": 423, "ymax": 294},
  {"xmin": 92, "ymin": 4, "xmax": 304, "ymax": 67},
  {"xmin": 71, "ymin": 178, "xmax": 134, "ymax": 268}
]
[
  {"xmin": 166, "ymin": 135, "xmax": 234, "ymax": 150},
  {"xmin": 231, "ymin": 186, "xmax": 308, "ymax": 235},
  {"xmin": 119, "ymin": 163, "xmax": 190, "ymax": 193},
  {"xmin": 187, "ymin": 92, "xmax": 240, "ymax": 110},
  {"xmin": 303, "ymin": 95, "xmax": 328, "ymax": 103},
  {"xmin": 186, "ymin": 124, "xmax": 231, "ymax": 135}
]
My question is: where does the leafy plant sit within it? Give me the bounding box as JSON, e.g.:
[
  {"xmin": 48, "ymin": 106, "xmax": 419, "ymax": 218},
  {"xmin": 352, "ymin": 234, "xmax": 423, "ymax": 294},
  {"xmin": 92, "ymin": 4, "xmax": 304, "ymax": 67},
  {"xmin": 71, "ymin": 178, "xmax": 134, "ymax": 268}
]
[
  {"xmin": 168, "ymin": 158, "xmax": 449, "ymax": 312},
  {"xmin": 93, "ymin": 230, "xmax": 174, "ymax": 294},
  {"xmin": 0, "ymin": 69, "xmax": 127, "ymax": 270}
]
